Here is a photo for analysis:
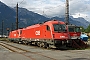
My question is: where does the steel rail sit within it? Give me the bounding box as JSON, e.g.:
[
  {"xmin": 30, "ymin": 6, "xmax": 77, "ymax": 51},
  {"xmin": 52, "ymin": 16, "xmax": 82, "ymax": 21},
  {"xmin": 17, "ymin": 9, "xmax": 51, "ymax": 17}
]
[{"xmin": 0, "ymin": 41, "xmax": 56, "ymax": 60}]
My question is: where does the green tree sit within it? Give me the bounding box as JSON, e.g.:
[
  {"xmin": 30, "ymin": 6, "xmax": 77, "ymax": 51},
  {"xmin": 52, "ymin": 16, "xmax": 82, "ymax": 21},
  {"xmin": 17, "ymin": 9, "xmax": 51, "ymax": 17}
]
[
  {"xmin": 85, "ymin": 24, "xmax": 90, "ymax": 33},
  {"xmin": 80, "ymin": 26, "xmax": 85, "ymax": 32}
]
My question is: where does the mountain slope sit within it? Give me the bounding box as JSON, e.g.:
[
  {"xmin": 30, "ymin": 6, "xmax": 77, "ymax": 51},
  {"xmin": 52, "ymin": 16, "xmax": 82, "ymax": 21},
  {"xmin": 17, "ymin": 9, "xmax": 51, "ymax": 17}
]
[
  {"xmin": 71, "ymin": 17, "xmax": 90, "ymax": 27},
  {"xmin": 0, "ymin": 1, "xmax": 90, "ymax": 35},
  {"xmin": 0, "ymin": 1, "xmax": 16, "ymax": 34},
  {"xmin": 50, "ymin": 16, "xmax": 89, "ymax": 28},
  {"xmin": 17, "ymin": 8, "xmax": 49, "ymax": 27}
]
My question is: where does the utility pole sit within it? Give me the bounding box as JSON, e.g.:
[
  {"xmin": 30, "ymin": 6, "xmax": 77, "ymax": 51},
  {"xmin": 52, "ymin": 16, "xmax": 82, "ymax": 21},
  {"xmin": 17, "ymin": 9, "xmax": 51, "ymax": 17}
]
[
  {"xmin": 11, "ymin": 23, "xmax": 14, "ymax": 31},
  {"xmin": 2, "ymin": 20, "xmax": 4, "ymax": 37},
  {"xmin": 65, "ymin": 0, "xmax": 69, "ymax": 25},
  {"xmin": 6, "ymin": 28, "xmax": 9, "ymax": 36},
  {"xmin": 16, "ymin": 3, "xmax": 18, "ymax": 30}
]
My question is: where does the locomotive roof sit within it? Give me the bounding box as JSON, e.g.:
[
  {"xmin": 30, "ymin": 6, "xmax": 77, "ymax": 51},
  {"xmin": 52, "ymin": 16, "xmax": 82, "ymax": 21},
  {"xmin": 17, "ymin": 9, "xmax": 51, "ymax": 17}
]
[
  {"xmin": 15, "ymin": 20, "xmax": 65, "ymax": 30},
  {"xmin": 43, "ymin": 20, "xmax": 65, "ymax": 24},
  {"xmin": 10, "ymin": 29, "xmax": 21, "ymax": 32},
  {"xmin": 67, "ymin": 24, "xmax": 80, "ymax": 27},
  {"xmin": 25, "ymin": 24, "xmax": 41, "ymax": 29}
]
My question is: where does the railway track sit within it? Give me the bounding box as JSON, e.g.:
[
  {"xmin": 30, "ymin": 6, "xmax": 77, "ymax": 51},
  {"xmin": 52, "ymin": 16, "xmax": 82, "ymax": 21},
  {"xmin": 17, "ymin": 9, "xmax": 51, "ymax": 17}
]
[
  {"xmin": 0, "ymin": 42, "xmax": 29, "ymax": 52},
  {"xmin": 0, "ymin": 41, "xmax": 90, "ymax": 60},
  {"xmin": 0, "ymin": 41, "xmax": 56, "ymax": 60}
]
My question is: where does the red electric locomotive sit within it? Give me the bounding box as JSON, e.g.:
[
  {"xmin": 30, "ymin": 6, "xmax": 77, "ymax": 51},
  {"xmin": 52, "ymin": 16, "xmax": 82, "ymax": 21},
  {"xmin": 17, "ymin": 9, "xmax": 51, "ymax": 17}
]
[
  {"xmin": 9, "ymin": 20, "xmax": 69, "ymax": 48},
  {"xmin": 67, "ymin": 25, "xmax": 81, "ymax": 39},
  {"xmin": 66, "ymin": 25, "xmax": 87, "ymax": 49}
]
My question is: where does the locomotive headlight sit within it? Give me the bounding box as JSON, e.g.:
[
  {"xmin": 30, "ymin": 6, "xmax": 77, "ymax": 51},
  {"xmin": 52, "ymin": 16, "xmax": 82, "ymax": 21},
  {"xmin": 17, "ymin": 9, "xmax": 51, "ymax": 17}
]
[
  {"xmin": 71, "ymin": 36, "xmax": 80, "ymax": 39},
  {"xmin": 60, "ymin": 36, "xmax": 65, "ymax": 38},
  {"xmin": 14, "ymin": 34, "xmax": 16, "ymax": 36}
]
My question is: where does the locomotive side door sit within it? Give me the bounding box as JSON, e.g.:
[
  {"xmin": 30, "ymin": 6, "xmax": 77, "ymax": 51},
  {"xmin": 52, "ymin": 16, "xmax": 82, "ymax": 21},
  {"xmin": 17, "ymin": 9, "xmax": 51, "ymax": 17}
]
[{"xmin": 43, "ymin": 25, "xmax": 52, "ymax": 39}]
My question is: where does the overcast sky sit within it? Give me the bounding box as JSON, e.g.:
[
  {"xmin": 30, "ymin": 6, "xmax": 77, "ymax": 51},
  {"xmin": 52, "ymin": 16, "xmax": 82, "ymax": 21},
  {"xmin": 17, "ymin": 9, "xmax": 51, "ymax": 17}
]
[{"xmin": 0, "ymin": 0, "xmax": 90, "ymax": 21}]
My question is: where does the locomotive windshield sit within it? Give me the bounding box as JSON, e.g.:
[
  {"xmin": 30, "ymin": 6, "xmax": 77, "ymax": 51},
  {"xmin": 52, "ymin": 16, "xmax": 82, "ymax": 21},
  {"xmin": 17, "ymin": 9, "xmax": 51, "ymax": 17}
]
[
  {"xmin": 75, "ymin": 27, "xmax": 80, "ymax": 32},
  {"xmin": 53, "ymin": 24, "xmax": 66, "ymax": 32},
  {"xmin": 68, "ymin": 26, "xmax": 80, "ymax": 32},
  {"xmin": 68, "ymin": 27, "xmax": 74, "ymax": 32}
]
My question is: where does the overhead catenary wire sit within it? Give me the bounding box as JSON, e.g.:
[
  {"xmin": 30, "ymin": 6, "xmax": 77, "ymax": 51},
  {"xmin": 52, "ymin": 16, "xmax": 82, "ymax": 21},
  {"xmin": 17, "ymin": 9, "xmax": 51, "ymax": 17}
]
[{"xmin": 18, "ymin": 0, "xmax": 25, "ymax": 6}]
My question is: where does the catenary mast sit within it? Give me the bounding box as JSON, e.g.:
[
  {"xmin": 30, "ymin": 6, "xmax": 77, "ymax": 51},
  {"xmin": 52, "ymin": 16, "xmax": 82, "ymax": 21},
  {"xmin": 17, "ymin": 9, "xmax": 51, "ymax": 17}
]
[
  {"xmin": 16, "ymin": 3, "xmax": 18, "ymax": 29},
  {"xmin": 65, "ymin": 0, "xmax": 69, "ymax": 25}
]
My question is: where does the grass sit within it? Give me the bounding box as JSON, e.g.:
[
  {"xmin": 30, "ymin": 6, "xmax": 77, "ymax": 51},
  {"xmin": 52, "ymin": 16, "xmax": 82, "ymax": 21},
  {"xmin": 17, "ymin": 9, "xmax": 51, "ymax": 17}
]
[
  {"xmin": 88, "ymin": 38, "xmax": 90, "ymax": 41},
  {"xmin": 85, "ymin": 44, "xmax": 90, "ymax": 49},
  {"xmin": 0, "ymin": 37, "xmax": 8, "ymax": 41}
]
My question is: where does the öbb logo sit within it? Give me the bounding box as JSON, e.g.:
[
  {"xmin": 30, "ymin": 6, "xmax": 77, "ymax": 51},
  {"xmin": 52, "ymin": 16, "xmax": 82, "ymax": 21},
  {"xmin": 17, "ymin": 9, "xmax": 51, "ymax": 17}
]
[{"xmin": 35, "ymin": 30, "xmax": 40, "ymax": 35}]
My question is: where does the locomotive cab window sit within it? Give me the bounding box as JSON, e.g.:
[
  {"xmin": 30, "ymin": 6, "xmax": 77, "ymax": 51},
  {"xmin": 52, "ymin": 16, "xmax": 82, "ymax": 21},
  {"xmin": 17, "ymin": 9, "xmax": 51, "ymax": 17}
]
[
  {"xmin": 75, "ymin": 27, "xmax": 80, "ymax": 32},
  {"xmin": 53, "ymin": 24, "xmax": 66, "ymax": 32},
  {"xmin": 68, "ymin": 26, "xmax": 81, "ymax": 32},
  {"xmin": 46, "ymin": 25, "xmax": 50, "ymax": 31},
  {"xmin": 68, "ymin": 27, "xmax": 74, "ymax": 32}
]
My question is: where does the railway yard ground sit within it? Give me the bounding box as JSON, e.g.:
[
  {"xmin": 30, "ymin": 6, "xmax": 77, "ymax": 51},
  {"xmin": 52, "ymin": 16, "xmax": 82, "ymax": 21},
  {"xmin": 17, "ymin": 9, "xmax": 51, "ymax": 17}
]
[{"xmin": 0, "ymin": 38, "xmax": 90, "ymax": 60}]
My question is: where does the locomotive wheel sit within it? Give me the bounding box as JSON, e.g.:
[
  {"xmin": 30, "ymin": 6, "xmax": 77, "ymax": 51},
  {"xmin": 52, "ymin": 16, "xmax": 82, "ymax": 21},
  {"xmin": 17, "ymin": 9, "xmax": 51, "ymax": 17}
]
[
  {"xmin": 23, "ymin": 41, "xmax": 28, "ymax": 45},
  {"xmin": 43, "ymin": 42, "xmax": 48, "ymax": 48},
  {"xmin": 28, "ymin": 42, "xmax": 32, "ymax": 45},
  {"xmin": 37, "ymin": 42, "xmax": 48, "ymax": 48},
  {"xmin": 42, "ymin": 43, "xmax": 46, "ymax": 48},
  {"xmin": 39, "ymin": 42, "xmax": 43, "ymax": 47},
  {"xmin": 18, "ymin": 41, "xmax": 22, "ymax": 44},
  {"xmin": 37, "ymin": 42, "xmax": 40, "ymax": 47},
  {"xmin": 46, "ymin": 44, "xmax": 50, "ymax": 49},
  {"xmin": 41, "ymin": 42, "xmax": 49, "ymax": 48}
]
